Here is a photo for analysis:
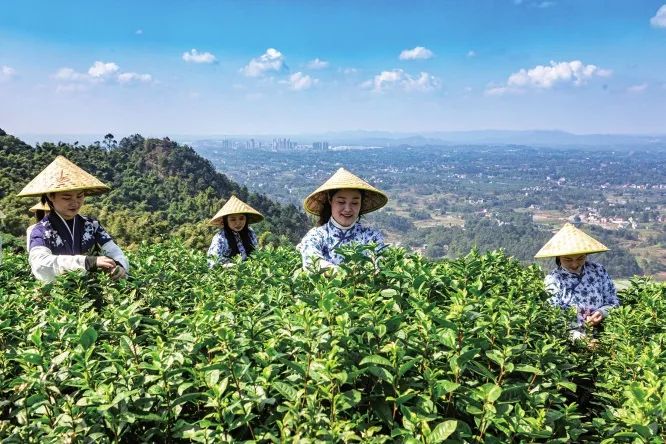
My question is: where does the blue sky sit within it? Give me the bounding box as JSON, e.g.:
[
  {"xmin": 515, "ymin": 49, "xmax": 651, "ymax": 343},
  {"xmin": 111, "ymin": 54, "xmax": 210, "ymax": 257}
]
[{"xmin": 1, "ymin": 0, "xmax": 665, "ymax": 136}]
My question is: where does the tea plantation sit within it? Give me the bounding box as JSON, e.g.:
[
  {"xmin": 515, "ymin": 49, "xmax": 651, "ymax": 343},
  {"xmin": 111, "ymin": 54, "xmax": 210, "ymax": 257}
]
[{"xmin": 0, "ymin": 244, "xmax": 664, "ymax": 443}]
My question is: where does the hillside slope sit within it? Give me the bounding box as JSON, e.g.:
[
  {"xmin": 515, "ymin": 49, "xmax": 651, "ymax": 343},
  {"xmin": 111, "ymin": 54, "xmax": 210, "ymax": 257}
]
[{"xmin": 0, "ymin": 132, "xmax": 309, "ymax": 249}]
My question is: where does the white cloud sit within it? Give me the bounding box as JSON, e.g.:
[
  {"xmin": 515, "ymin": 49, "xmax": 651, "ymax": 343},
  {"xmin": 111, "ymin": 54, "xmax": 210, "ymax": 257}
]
[
  {"xmin": 54, "ymin": 61, "xmax": 152, "ymax": 91},
  {"xmin": 135, "ymin": 29, "xmax": 144, "ymax": 35},
  {"xmin": 242, "ymin": 48, "xmax": 287, "ymax": 77},
  {"xmin": 650, "ymin": 5, "xmax": 666, "ymax": 28},
  {"xmin": 536, "ymin": 1, "xmax": 556, "ymax": 8},
  {"xmin": 88, "ymin": 61, "xmax": 119, "ymax": 79},
  {"xmin": 399, "ymin": 46, "xmax": 434, "ymax": 60},
  {"xmin": 307, "ymin": 58, "xmax": 329, "ymax": 69},
  {"xmin": 54, "ymin": 67, "xmax": 88, "ymax": 82},
  {"xmin": 484, "ymin": 86, "xmax": 511, "ymax": 96},
  {"xmin": 182, "ymin": 48, "xmax": 217, "ymax": 64},
  {"xmin": 286, "ymin": 72, "xmax": 317, "ymax": 91},
  {"xmin": 627, "ymin": 83, "xmax": 648, "ymax": 93},
  {"xmin": 364, "ymin": 69, "xmax": 440, "ymax": 93},
  {"xmin": 487, "ymin": 60, "xmax": 612, "ymax": 95},
  {"xmin": 508, "ymin": 60, "xmax": 611, "ymax": 88},
  {"xmin": 0, "ymin": 65, "xmax": 17, "ymax": 81},
  {"xmin": 118, "ymin": 72, "xmax": 153, "ymax": 84},
  {"xmin": 467, "ymin": 50, "xmax": 476, "ymax": 58},
  {"xmin": 340, "ymin": 67, "xmax": 358, "ymax": 75}
]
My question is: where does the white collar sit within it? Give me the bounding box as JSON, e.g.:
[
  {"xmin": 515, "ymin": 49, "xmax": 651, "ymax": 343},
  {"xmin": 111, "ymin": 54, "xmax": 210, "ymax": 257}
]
[
  {"xmin": 54, "ymin": 210, "xmax": 76, "ymax": 244},
  {"xmin": 329, "ymin": 217, "xmax": 357, "ymax": 231}
]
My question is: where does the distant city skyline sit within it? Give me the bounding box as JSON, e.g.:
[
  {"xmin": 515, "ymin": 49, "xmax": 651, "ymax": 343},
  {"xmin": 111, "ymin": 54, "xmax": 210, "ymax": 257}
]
[{"xmin": 1, "ymin": 1, "xmax": 666, "ymax": 136}]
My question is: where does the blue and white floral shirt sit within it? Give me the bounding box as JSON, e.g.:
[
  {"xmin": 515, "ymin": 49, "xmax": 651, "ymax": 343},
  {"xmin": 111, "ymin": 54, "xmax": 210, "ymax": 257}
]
[
  {"xmin": 28, "ymin": 212, "xmax": 129, "ymax": 283},
  {"xmin": 545, "ymin": 260, "xmax": 619, "ymax": 327},
  {"xmin": 30, "ymin": 213, "xmax": 113, "ymax": 255},
  {"xmin": 297, "ymin": 219, "xmax": 385, "ymax": 269},
  {"xmin": 207, "ymin": 227, "xmax": 258, "ymax": 267}
]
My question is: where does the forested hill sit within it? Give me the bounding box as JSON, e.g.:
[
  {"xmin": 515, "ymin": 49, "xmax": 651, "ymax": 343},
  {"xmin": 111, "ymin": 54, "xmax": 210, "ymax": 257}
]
[{"xmin": 0, "ymin": 131, "xmax": 309, "ymax": 250}]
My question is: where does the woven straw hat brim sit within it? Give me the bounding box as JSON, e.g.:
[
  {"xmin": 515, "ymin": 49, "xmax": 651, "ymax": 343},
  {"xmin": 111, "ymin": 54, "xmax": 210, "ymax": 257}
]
[
  {"xmin": 303, "ymin": 168, "xmax": 388, "ymax": 216},
  {"xmin": 534, "ymin": 223, "xmax": 609, "ymax": 258},
  {"xmin": 17, "ymin": 156, "xmax": 110, "ymax": 197},
  {"xmin": 209, "ymin": 196, "xmax": 264, "ymax": 227},
  {"xmin": 29, "ymin": 202, "xmax": 51, "ymax": 212}
]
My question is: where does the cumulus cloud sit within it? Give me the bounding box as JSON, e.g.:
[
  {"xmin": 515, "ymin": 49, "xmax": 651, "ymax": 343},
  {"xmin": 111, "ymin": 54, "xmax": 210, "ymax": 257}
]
[
  {"xmin": 627, "ymin": 83, "xmax": 648, "ymax": 93},
  {"xmin": 242, "ymin": 48, "xmax": 287, "ymax": 77},
  {"xmin": 286, "ymin": 72, "xmax": 317, "ymax": 91},
  {"xmin": 399, "ymin": 46, "xmax": 434, "ymax": 60},
  {"xmin": 650, "ymin": 5, "xmax": 666, "ymax": 28},
  {"xmin": 118, "ymin": 72, "xmax": 153, "ymax": 84},
  {"xmin": 0, "ymin": 65, "xmax": 17, "ymax": 81},
  {"xmin": 364, "ymin": 69, "xmax": 440, "ymax": 93},
  {"xmin": 54, "ymin": 61, "xmax": 152, "ymax": 91},
  {"xmin": 54, "ymin": 67, "xmax": 89, "ymax": 82},
  {"xmin": 182, "ymin": 49, "xmax": 217, "ymax": 64},
  {"xmin": 88, "ymin": 61, "xmax": 119, "ymax": 78},
  {"xmin": 487, "ymin": 60, "xmax": 612, "ymax": 95}
]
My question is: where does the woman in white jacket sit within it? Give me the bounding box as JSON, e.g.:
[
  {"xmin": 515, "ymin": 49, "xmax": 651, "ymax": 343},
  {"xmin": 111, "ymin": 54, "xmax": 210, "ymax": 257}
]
[{"xmin": 18, "ymin": 155, "xmax": 129, "ymax": 283}]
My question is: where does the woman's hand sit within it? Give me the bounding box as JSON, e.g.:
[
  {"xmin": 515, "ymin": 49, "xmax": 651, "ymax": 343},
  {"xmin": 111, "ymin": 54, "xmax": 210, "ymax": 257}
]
[
  {"xmin": 109, "ymin": 264, "xmax": 127, "ymax": 280},
  {"xmin": 96, "ymin": 256, "xmax": 117, "ymax": 271},
  {"xmin": 586, "ymin": 311, "xmax": 604, "ymax": 327},
  {"xmin": 96, "ymin": 256, "xmax": 126, "ymax": 280}
]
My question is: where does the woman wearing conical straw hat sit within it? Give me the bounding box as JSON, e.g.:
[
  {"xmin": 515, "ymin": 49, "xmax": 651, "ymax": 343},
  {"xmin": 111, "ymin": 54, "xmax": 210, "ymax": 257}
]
[
  {"xmin": 535, "ymin": 223, "xmax": 619, "ymax": 341},
  {"xmin": 25, "ymin": 201, "xmax": 50, "ymax": 251},
  {"xmin": 207, "ymin": 195, "xmax": 263, "ymax": 268},
  {"xmin": 17, "ymin": 155, "xmax": 129, "ymax": 283},
  {"xmin": 298, "ymin": 167, "xmax": 388, "ymax": 270}
]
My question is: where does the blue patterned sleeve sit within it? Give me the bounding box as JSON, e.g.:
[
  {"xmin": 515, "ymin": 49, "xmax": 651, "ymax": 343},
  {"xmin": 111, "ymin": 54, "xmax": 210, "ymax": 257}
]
[
  {"xmin": 544, "ymin": 272, "xmax": 566, "ymax": 308},
  {"xmin": 29, "ymin": 223, "xmax": 47, "ymax": 250},
  {"xmin": 298, "ymin": 228, "xmax": 325, "ymax": 269},
  {"xmin": 207, "ymin": 231, "xmax": 231, "ymax": 267},
  {"xmin": 597, "ymin": 265, "xmax": 619, "ymax": 317},
  {"xmin": 249, "ymin": 227, "xmax": 259, "ymax": 249},
  {"xmin": 93, "ymin": 220, "xmax": 114, "ymax": 247}
]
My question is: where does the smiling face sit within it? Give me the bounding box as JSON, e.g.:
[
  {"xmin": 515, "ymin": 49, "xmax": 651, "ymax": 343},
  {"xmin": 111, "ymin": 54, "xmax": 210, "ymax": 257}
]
[
  {"xmin": 49, "ymin": 191, "xmax": 85, "ymax": 220},
  {"xmin": 559, "ymin": 254, "xmax": 587, "ymax": 274},
  {"xmin": 226, "ymin": 213, "xmax": 247, "ymax": 232},
  {"xmin": 329, "ymin": 188, "xmax": 362, "ymax": 227}
]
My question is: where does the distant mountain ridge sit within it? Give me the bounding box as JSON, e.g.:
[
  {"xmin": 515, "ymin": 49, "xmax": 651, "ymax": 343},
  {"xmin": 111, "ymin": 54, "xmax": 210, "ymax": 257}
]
[{"xmin": 15, "ymin": 129, "xmax": 666, "ymax": 149}]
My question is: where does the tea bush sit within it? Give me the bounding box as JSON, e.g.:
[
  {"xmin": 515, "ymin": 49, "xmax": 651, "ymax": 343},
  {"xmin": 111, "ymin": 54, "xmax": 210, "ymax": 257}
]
[{"xmin": 0, "ymin": 244, "xmax": 664, "ymax": 442}]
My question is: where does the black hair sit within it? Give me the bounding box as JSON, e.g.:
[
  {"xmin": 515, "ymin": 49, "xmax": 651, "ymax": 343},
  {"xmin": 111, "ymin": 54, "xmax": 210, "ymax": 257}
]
[
  {"xmin": 222, "ymin": 215, "xmax": 255, "ymax": 258},
  {"xmin": 39, "ymin": 194, "xmax": 54, "ymax": 221},
  {"xmin": 317, "ymin": 189, "xmax": 365, "ymax": 226},
  {"xmin": 555, "ymin": 257, "xmax": 561, "ymax": 267}
]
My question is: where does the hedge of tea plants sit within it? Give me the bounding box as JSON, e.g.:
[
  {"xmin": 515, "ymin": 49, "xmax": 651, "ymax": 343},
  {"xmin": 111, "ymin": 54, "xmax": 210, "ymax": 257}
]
[{"xmin": 0, "ymin": 243, "xmax": 663, "ymax": 443}]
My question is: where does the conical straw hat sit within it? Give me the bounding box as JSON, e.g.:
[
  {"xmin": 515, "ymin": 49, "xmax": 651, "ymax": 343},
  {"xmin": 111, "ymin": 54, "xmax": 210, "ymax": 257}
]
[
  {"xmin": 29, "ymin": 201, "xmax": 51, "ymax": 212},
  {"xmin": 209, "ymin": 195, "xmax": 264, "ymax": 227},
  {"xmin": 17, "ymin": 156, "xmax": 110, "ymax": 197},
  {"xmin": 303, "ymin": 167, "xmax": 388, "ymax": 216},
  {"xmin": 534, "ymin": 223, "xmax": 609, "ymax": 258}
]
